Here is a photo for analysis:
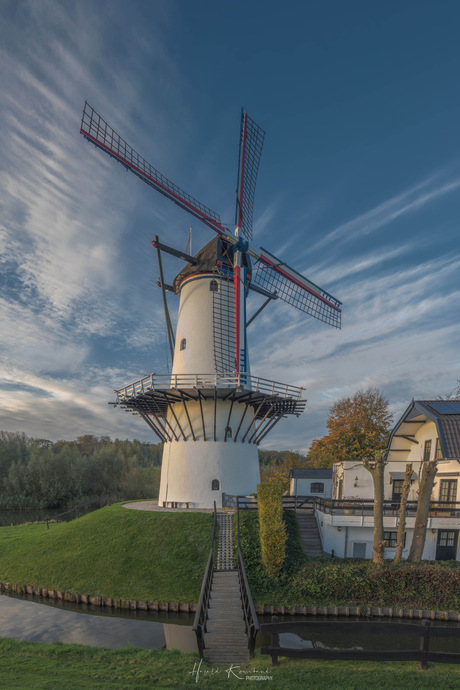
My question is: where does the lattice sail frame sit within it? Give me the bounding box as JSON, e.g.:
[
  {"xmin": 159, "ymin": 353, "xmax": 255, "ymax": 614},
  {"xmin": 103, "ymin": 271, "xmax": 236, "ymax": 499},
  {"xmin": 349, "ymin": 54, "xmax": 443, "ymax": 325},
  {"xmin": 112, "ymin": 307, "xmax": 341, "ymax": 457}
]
[
  {"xmin": 80, "ymin": 102, "xmax": 228, "ymax": 237},
  {"xmin": 235, "ymin": 111, "xmax": 266, "ymax": 241},
  {"xmin": 252, "ymin": 248, "xmax": 342, "ymax": 328},
  {"xmin": 80, "ymin": 102, "xmax": 342, "ymax": 329}
]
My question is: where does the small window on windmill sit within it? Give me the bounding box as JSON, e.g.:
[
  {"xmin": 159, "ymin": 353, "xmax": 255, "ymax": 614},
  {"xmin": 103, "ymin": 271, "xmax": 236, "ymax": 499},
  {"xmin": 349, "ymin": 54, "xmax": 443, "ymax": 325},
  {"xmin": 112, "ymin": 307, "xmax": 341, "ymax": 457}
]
[
  {"xmin": 212, "ymin": 479, "xmax": 220, "ymax": 491},
  {"xmin": 180, "ymin": 338, "xmax": 186, "ymax": 351},
  {"xmin": 210, "ymin": 279, "xmax": 219, "ymax": 292},
  {"xmin": 225, "ymin": 426, "xmax": 233, "ymax": 439}
]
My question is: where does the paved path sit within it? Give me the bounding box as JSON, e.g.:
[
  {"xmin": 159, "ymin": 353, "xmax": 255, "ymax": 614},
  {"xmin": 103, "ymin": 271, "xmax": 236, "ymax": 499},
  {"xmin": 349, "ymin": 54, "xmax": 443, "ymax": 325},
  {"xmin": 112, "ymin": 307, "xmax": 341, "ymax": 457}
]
[{"xmin": 122, "ymin": 501, "xmax": 214, "ymax": 513}]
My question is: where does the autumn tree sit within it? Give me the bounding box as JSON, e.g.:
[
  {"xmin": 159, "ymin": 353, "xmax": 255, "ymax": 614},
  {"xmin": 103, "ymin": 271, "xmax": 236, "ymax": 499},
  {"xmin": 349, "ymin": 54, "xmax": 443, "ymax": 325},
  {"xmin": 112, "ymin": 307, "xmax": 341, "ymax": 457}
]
[
  {"xmin": 307, "ymin": 388, "xmax": 393, "ymax": 467},
  {"xmin": 260, "ymin": 451, "xmax": 308, "ymax": 492}
]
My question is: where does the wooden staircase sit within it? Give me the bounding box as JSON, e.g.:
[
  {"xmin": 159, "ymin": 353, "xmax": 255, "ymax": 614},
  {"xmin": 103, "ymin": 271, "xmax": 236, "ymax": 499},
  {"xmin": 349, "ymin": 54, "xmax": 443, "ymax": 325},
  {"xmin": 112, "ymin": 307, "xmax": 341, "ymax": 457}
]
[
  {"xmin": 296, "ymin": 509, "xmax": 324, "ymax": 557},
  {"xmin": 204, "ymin": 570, "xmax": 250, "ymax": 664},
  {"xmin": 201, "ymin": 512, "xmax": 250, "ymax": 663}
]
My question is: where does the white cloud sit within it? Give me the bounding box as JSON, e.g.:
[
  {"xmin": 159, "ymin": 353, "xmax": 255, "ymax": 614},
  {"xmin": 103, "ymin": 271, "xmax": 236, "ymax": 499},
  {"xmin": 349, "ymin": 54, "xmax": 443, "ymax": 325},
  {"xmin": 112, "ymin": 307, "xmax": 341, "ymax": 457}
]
[{"xmin": 313, "ymin": 172, "xmax": 460, "ymax": 250}]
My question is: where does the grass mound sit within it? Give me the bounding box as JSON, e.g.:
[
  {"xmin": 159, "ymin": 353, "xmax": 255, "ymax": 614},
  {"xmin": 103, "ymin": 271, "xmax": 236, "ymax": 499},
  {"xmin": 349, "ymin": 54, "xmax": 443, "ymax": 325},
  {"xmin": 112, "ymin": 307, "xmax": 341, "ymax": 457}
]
[{"xmin": 0, "ymin": 503, "xmax": 213, "ymax": 602}]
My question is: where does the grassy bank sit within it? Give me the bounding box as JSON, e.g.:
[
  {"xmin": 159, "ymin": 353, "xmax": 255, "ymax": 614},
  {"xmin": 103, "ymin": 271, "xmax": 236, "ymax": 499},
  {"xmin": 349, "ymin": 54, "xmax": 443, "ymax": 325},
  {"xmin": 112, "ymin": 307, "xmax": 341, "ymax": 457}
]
[
  {"xmin": 238, "ymin": 510, "xmax": 460, "ymax": 611},
  {"xmin": 0, "ymin": 503, "xmax": 212, "ymax": 602},
  {"xmin": 1, "ymin": 639, "xmax": 460, "ymax": 689}
]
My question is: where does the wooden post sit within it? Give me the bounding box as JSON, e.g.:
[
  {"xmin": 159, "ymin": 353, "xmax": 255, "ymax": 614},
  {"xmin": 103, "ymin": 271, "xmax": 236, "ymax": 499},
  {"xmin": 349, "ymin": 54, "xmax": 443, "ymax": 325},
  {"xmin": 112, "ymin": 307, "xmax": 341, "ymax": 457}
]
[
  {"xmin": 419, "ymin": 619, "xmax": 430, "ymax": 670},
  {"xmin": 271, "ymin": 614, "xmax": 279, "ymax": 665}
]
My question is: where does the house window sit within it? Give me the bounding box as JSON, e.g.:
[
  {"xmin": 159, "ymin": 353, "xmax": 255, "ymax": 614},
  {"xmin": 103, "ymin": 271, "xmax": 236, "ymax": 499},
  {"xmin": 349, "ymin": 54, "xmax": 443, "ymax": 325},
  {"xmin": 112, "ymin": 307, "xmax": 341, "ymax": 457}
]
[
  {"xmin": 392, "ymin": 479, "xmax": 404, "ymax": 503},
  {"xmin": 210, "ymin": 280, "xmax": 218, "ymax": 292},
  {"xmin": 310, "ymin": 482, "xmax": 324, "ymax": 493},
  {"xmin": 423, "ymin": 439, "xmax": 432, "ymax": 462},
  {"xmin": 435, "ymin": 438, "xmax": 443, "ymax": 460},
  {"xmin": 211, "ymin": 479, "xmax": 220, "ymax": 491},
  {"xmin": 439, "ymin": 531, "xmax": 456, "ymax": 547},
  {"xmin": 180, "ymin": 338, "xmax": 187, "ymax": 351},
  {"xmin": 440, "ymin": 479, "xmax": 457, "ymax": 503},
  {"xmin": 384, "ymin": 531, "xmax": 405, "ymax": 548}
]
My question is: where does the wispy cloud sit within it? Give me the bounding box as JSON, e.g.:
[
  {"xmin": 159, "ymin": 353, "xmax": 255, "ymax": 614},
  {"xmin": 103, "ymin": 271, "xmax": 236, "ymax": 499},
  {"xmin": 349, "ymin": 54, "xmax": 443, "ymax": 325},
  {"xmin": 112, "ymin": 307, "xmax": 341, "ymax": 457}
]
[{"xmin": 313, "ymin": 172, "xmax": 460, "ymax": 251}]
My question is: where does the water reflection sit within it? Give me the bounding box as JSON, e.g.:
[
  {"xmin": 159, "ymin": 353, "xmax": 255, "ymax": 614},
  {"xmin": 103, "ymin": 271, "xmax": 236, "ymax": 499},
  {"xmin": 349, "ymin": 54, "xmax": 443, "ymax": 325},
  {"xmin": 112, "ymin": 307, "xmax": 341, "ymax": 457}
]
[
  {"xmin": 0, "ymin": 594, "xmax": 195, "ymax": 651},
  {"xmin": 2, "ymin": 595, "xmax": 459, "ymax": 655},
  {"xmin": 257, "ymin": 614, "xmax": 460, "ymax": 654}
]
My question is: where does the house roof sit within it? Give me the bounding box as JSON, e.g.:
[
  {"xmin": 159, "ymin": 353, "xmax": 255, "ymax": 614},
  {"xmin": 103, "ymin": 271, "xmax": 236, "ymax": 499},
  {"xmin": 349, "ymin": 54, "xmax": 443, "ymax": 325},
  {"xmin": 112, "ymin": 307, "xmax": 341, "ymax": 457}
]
[
  {"xmin": 390, "ymin": 399, "xmax": 460, "ymax": 459},
  {"xmin": 290, "ymin": 468, "xmax": 333, "ymax": 479}
]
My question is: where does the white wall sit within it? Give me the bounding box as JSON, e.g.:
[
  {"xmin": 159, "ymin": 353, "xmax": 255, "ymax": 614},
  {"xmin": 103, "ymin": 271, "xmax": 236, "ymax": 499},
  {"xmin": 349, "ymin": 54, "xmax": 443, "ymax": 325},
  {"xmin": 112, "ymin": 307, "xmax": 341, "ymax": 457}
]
[
  {"xmin": 290, "ymin": 477, "xmax": 332, "ymax": 498},
  {"xmin": 317, "ymin": 509, "xmax": 460, "ymax": 561}
]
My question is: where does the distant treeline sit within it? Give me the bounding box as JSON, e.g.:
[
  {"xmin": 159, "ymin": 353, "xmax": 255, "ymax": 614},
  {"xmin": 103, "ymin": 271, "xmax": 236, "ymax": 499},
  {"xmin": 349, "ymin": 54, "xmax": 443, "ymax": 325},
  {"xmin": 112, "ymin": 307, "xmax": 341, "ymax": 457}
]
[
  {"xmin": 0, "ymin": 432, "xmax": 305, "ymax": 510},
  {"xmin": 0, "ymin": 432, "xmax": 162, "ymax": 510}
]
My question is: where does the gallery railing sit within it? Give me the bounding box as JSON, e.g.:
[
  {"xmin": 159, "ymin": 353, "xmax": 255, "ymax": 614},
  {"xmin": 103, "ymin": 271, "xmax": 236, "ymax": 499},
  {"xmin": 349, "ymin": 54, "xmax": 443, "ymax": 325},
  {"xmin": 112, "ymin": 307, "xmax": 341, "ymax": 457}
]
[{"xmin": 115, "ymin": 372, "xmax": 304, "ymax": 401}]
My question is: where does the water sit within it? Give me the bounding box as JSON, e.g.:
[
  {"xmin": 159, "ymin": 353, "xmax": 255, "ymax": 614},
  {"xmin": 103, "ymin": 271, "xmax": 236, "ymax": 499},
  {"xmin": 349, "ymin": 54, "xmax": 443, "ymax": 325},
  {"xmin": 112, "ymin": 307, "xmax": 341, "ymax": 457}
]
[
  {"xmin": 1, "ymin": 594, "xmax": 459, "ymax": 655},
  {"xmin": 0, "ymin": 593, "xmax": 196, "ymax": 652},
  {"xmin": 257, "ymin": 614, "xmax": 460, "ymax": 654}
]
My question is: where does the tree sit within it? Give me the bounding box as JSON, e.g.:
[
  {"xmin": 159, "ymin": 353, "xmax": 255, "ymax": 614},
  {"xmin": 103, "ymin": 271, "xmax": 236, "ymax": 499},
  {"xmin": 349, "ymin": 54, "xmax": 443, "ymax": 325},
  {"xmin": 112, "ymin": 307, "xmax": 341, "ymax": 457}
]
[
  {"xmin": 363, "ymin": 451, "xmax": 385, "ymax": 565},
  {"xmin": 260, "ymin": 451, "xmax": 309, "ymax": 492},
  {"xmin": 394, "ymin": 463, "xmax": 413, "ymax": 563},
  {"xmin": 408, "ymin": 459, "xmax": 438, "ymax": 563},
  {"xmin": 308, "ymin": 388, "xmax": 393, "ymax": 467}
]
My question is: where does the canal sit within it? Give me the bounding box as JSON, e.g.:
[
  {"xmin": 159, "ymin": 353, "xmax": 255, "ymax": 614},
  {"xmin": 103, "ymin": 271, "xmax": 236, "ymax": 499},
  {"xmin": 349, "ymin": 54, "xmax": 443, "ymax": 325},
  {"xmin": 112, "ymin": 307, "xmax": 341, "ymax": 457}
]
[{"xmin": 2, "ymin": 592, "xmax": 460, "ymax": 655}]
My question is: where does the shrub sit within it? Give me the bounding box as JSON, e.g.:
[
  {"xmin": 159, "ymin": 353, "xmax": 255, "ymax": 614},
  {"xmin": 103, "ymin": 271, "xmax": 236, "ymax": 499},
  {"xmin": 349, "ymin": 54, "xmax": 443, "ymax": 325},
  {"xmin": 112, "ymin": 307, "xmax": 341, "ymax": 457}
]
[{"xmin": 257, "ymin": 483, "xmax": 287, "ymax": 577}]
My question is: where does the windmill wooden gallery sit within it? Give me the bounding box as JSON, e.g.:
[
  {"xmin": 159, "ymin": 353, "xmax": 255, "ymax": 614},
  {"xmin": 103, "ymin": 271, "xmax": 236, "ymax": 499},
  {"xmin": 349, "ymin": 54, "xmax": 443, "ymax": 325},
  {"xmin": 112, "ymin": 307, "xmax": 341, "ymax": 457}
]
[{"xmin": 80, "ymin": 103, "xmax": 342, "ymax": 508}]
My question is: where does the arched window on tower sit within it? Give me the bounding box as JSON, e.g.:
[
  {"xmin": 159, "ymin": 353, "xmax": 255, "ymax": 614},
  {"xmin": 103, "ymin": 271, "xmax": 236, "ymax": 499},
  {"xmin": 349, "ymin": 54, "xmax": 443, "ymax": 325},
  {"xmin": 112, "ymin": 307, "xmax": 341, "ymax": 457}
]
[
  {"xmin": 180, "ymin": 338, "xmax": 186, "ymax": 351},
  {"xmin": 212, "ymin": 479, "xmax": 220, "ymax": 491},
  {"xmin": 225, "ymin": 426, "xmax": 233, "ymax": 440},
  {"xmin": 210, "ymin": 279, "xmax": 218, "ymax": 292}
]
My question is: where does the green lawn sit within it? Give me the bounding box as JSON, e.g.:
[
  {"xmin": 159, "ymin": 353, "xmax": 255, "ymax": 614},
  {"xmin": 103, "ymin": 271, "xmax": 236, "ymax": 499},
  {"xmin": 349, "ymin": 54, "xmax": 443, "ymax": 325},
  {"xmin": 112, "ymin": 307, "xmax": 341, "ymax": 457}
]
[
  {"xmin": 1, "ymin": 639, "xmax": 460, "ymax": 689},
  {"xmin": 0, "ymin": 503, "xmax": 213, "ymax": 602}
]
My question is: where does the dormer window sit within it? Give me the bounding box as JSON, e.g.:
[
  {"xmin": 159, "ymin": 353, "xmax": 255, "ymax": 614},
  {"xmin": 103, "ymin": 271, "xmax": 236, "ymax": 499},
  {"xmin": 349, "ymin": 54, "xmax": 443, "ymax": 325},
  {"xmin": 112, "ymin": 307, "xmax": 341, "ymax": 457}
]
[
  {"xmin": 210, "ymin": 280, "xmax": 218, "ymax": 292},
  {"xmin": 180, "ymin": 338, "xmax": 186, "ymax": 351}
]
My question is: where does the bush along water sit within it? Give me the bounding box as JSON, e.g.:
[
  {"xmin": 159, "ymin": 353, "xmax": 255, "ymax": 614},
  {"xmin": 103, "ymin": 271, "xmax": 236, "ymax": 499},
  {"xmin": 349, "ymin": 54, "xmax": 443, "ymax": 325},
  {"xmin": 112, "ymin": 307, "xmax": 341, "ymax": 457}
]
[{"xmin": 238, "ymin": 510, "xmax": 460, "ymax": 611}]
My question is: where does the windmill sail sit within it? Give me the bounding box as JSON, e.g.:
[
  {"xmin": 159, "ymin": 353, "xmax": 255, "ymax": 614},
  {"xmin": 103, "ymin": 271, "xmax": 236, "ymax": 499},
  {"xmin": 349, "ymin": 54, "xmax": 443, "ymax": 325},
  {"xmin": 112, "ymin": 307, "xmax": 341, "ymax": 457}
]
[
  {"xmin": 252, "ymin": 247, "xmax": 342, "ymax": 328},
  {"xmin": 80, "ymin": 102, "xmax": 228, "ymax": 237},
  {"xmin": 235, "ymin": 111, "xmax": 265, "ymax": 240}
]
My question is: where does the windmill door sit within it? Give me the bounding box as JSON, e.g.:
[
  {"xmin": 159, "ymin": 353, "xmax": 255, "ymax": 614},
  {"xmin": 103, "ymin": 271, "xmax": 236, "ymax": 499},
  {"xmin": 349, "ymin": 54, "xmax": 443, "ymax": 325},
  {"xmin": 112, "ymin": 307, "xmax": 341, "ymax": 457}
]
[{"xmin": 436, "ymin": 530, "xmax": 458, "ymax": 560}]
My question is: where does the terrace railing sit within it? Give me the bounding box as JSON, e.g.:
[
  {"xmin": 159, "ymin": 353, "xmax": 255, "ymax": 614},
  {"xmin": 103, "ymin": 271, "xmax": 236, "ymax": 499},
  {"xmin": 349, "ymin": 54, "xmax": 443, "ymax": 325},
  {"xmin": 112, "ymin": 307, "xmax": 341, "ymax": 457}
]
[{"xmin": 314, "ymin": 497, "xmax": 460, "ymax": 519}]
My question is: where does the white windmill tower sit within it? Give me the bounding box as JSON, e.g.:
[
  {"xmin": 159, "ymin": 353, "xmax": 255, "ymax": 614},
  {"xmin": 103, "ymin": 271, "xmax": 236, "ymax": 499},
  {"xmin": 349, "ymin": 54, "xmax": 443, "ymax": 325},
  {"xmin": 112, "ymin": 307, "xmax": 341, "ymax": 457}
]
[{"xmin": 80, "ymin": 104, "xmax": 342, "ymax": 508}]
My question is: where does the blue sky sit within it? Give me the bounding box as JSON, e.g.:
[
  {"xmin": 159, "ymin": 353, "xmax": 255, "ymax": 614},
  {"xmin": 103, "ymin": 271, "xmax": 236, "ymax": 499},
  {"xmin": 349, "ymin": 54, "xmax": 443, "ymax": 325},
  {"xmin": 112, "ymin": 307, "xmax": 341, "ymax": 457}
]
[{"xmin": 1, "ymin": 0, "xmax": 459, "ymax": 451}]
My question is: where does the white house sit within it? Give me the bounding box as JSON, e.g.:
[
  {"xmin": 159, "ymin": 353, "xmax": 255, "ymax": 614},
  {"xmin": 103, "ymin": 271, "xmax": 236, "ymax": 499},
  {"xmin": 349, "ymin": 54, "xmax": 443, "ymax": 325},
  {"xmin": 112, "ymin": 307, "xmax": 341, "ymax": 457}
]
[
  {"xmin": 316, "ymin": 400, "xmax": 460, "ymax": 561},
  {"xmin": 289, "ymin": 468, "xmax": 333, "ymax": 499}
]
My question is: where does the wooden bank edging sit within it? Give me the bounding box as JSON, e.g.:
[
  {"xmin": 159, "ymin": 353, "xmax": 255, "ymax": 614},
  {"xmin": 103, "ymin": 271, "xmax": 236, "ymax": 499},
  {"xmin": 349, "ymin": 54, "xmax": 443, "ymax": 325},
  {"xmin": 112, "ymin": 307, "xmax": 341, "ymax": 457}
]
[
  {"xmin": 1, "ymin": 581, "xmax": 459, "ymax": 622},
  {"xmin": 0, "ymin": 582, "xmax": 197, "ymax": 613}
]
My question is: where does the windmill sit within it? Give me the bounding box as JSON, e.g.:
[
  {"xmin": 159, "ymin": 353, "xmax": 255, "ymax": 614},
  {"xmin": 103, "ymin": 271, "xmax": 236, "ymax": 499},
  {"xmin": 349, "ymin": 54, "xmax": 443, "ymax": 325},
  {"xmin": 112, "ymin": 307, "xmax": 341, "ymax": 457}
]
[{"xmin": 80, "ymin": 102, "xmax": 342, "ymax": 508}]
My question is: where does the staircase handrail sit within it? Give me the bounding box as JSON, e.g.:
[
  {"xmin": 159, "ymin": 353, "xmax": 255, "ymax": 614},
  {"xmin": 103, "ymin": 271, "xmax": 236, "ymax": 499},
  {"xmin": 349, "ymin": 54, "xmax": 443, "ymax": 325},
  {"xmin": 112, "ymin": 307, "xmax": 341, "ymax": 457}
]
[
  {"xmin": 237, "ymin": 496, "xmax": 260, "ymax": 658},
  {"xmin": 192, "ymin": 501, "xmax": 217, "ymax": 657}
]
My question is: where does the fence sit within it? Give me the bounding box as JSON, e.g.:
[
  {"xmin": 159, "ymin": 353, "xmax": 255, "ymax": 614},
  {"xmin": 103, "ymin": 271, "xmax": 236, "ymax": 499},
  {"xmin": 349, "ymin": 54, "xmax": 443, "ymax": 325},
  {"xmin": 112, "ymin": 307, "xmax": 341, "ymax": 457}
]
[
  {"xmin": 261, "ymin": 617, "xmax": 460, "ymax": 668},
  {"xmin": 43, "ymin": 495, "xmax": 111, "ymax": 528}
]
